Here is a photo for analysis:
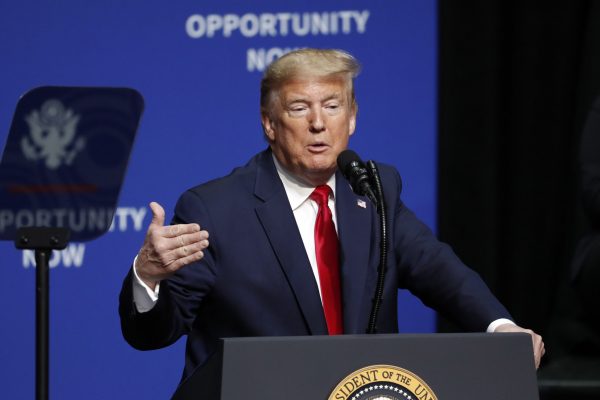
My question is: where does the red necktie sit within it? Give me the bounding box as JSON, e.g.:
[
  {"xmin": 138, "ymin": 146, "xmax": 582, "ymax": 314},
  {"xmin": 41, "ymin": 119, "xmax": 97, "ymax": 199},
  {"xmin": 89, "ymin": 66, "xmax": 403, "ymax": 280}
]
[{"xmin": 310, "ymin": 185, "xmax": 343, "ymax": 335}]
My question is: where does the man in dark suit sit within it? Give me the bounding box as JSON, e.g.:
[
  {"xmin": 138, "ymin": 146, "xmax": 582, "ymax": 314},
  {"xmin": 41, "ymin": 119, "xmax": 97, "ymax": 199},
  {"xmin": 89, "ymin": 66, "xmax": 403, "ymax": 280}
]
[{"xmin": 119, "ymin": 48, "xmax": 544, "ymax": 383}]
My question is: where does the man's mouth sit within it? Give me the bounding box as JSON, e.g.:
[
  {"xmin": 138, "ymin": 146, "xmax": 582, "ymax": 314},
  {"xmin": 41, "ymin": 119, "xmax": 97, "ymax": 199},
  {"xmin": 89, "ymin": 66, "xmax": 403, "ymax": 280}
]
[{"xmin": 307, "ymin": 143, "xmax": 329, "ymax": 152}]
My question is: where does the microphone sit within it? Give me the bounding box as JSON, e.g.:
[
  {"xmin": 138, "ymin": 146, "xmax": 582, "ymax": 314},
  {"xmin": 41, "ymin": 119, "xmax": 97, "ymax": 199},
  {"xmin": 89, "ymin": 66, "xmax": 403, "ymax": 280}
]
[{"xmin": 337, "ymin": 150, "xmax": 378, "ymax": 205}]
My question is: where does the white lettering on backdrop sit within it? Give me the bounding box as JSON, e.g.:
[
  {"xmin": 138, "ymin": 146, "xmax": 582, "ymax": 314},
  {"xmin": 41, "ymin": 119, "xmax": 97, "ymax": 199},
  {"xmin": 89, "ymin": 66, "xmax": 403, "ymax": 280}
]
[
  {"xmin": 15, "ymin": 206, "xmax": 147, "ymax": 268},
  {"xmin": 184, "ymin": 10, "xmax": 371, "ymax": 72}
]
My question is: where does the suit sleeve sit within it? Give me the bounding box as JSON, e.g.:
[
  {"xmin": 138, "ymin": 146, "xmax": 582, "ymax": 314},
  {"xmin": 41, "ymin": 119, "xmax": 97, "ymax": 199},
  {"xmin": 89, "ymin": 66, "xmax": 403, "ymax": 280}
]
[
  {"xmin": 384, "ymin": 167, "xmax": 512, "ymax": 331},
  {"xmin": 119, "ymin": 189, "xmax": 218, "ymax": 350}
]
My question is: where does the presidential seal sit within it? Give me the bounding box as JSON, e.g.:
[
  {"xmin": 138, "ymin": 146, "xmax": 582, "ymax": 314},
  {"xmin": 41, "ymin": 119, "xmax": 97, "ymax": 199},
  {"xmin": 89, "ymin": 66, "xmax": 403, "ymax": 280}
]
[
  {"xmin": 329, "ymin": 365, "xmax": 437, "ymax": 400},
  {"xmin": 22, "ymin": 99, "xmax": 84, "ymax": 170}
]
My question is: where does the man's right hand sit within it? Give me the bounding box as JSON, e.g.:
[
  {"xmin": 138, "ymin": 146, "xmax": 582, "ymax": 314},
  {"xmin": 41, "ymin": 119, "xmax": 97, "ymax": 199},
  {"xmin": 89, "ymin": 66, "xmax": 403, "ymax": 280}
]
[{"xmin": 135, "ymin": 202, "xmax": 209, "ymax": 290}]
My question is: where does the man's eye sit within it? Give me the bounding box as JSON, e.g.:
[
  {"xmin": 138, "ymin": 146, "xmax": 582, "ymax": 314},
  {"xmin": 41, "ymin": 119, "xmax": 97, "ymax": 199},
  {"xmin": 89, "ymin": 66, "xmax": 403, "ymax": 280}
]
[
  {"xmin": 325, "ymin": 103, "xmax": 341, "ymax": 113},
  {"xmin": 288, "ymin": 105, "xmax": 308, "ymax": 116}
]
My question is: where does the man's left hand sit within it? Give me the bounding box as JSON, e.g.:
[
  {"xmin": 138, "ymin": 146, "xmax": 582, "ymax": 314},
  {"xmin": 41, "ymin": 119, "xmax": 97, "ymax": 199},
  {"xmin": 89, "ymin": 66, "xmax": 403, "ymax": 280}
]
[{"xmin": 495, "ymin": 323, "xmax": 545, "ymax": 369}]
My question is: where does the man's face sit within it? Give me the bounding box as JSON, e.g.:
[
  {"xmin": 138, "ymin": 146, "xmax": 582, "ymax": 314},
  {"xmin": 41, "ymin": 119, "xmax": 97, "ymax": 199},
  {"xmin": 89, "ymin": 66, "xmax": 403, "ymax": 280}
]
[{"xmin": 262, "ymin": 77, "xmax": 357, "ymax": 186}]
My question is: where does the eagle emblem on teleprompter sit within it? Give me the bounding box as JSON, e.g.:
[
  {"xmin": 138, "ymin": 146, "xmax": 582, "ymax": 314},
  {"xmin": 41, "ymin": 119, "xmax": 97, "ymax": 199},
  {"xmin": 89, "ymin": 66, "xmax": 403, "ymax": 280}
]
[{"xmin": 21, "ymin": 99, "xmax": 85, "ymax": 169}]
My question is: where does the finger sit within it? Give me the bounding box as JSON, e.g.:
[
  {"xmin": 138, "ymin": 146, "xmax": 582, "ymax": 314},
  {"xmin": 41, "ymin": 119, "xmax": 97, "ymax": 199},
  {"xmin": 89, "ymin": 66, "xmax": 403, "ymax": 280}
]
[
  {"xmin": 157, "ymin": 231, "xmax": 206, "ymax": 251},
  {"xmin": 175, "ymin": 240, "xmax": 209, "ymax": 258},
  {"xmin": 533, "ymin": 336, "xmax": 544, "ymax": 368},
  {"xmin": 163, "ymin": 250, "xmax": 205, "ymax": 273},
  {"xmin": 160, "ymin": 223, "xmax": 202, "ymax": 239},
  {"xmin": 149, "ymin": 202, "xmax": 165, "ymax": 227},
  {"xmin": 159, "ymin": 240, "xmax": 208, "ymax": 265},
  {"xmin": 537, "ymin": 337, "xmax": 545, "ymax": 356}
]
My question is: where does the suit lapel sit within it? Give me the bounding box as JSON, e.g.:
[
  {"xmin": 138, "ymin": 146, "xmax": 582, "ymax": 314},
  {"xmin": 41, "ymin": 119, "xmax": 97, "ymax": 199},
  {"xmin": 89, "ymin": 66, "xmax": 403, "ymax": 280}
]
[
  {"xmin": 253, "ymin": 151, "xmax": 328, "ymax": 335},
  {"xmin": 335, "ymin": 171, "xmax": 375, "ymax": 334}
]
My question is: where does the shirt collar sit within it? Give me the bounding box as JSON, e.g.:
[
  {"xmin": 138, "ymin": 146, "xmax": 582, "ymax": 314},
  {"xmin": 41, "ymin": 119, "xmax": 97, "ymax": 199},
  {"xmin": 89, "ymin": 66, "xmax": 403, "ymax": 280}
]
[{"xmin": 272, "ymin": 154, "xmax": 336, "ymax": 211}]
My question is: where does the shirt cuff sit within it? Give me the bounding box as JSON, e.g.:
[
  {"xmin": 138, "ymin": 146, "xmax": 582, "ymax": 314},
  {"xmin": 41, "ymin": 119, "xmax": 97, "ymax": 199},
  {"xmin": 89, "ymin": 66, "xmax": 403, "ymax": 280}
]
[
  {"xmin": 487, "ymin": 318, "xmax": 515, "ymax": 333},
  {"xmin": 132, "ymin": 255, "xmax": 160, "ymax": 313}
]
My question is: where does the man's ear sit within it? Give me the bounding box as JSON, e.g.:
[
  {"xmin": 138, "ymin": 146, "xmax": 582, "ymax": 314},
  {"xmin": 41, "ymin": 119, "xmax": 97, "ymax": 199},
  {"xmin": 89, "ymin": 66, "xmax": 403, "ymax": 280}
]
[
  {"xmin": 348, "ymin": 107, "xmax": 357, "ymax": 136},
  {"xmin": 261, "ymin": 113, "xmax": 276, "ymax": 141}
]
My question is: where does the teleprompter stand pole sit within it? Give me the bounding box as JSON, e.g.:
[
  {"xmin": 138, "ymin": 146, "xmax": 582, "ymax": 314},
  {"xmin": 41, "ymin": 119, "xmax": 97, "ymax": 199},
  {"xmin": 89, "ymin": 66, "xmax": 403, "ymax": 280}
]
[
  {"xmin": 35, "ymin": 248, "xmax": 50, "ymax": 400},
  {"xmin": 15, "ymin": 227, "xmax": 70, "ymax": 400}
]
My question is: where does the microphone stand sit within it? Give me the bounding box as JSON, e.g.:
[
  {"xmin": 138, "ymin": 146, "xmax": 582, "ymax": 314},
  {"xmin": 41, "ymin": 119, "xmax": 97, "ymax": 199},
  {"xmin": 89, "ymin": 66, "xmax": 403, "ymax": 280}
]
[{"xmin": 365, "ymin": 161, "xmax": 388, "ymax": 334}]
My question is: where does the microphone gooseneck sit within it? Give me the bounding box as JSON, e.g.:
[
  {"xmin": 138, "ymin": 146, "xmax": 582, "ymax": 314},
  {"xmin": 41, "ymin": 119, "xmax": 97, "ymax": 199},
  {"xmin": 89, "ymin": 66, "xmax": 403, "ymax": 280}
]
[{"xmin": 365, "ymin": 160, "xmax": 387, "ymax": 334}]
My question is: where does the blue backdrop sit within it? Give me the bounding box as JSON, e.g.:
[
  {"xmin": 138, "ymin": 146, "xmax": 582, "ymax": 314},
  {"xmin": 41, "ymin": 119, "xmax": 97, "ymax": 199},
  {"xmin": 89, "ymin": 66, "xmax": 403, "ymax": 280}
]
[{"xmin": 0, "ymin": 1, "xmax": 437, "ymax": 398}]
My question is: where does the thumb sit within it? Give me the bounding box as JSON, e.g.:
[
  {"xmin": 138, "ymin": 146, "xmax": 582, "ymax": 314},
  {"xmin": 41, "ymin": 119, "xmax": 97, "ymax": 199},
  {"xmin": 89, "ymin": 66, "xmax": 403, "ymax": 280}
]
[{"xmin": 148, "ymin": 201, "xmax": 165, "ymax": 227}]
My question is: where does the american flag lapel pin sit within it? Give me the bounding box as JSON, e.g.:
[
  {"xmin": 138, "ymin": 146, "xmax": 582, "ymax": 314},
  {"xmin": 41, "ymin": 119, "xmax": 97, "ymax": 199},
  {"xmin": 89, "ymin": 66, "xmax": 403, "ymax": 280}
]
[{"xmin": 357, "ymin": 199, "xmax": 367, "ymax": 208}]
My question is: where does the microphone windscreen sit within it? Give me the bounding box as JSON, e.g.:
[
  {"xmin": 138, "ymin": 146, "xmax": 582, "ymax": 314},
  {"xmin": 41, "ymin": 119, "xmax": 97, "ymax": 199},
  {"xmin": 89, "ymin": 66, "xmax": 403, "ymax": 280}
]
[
  {"xmin": 336, "ymin": 149, "xmax": 362, "ymax": 174},
  {"xmin": 337, "ymin": 149, "xmax": 374, "ymax": 198}
]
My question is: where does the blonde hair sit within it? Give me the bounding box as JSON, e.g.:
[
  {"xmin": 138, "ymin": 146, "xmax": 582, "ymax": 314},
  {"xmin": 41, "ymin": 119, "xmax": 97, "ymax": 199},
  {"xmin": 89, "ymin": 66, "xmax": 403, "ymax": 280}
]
[{"xmin": 260, "ymin": 48, "xmax": 361, "ymax": 115}]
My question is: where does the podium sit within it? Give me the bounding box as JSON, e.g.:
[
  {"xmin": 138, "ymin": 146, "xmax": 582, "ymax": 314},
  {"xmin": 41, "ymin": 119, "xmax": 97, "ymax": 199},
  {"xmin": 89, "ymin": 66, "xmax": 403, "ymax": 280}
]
[{"xmin": 172, "ymin": 333, "xmax": 539, "ymax": 400}]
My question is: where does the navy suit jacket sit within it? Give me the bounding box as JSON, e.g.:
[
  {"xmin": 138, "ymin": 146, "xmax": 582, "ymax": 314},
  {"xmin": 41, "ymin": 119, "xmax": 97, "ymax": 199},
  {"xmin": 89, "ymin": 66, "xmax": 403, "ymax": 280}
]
[{"xmin": 119, "ymin": 149, "xmax": 511, "ymax": 381}]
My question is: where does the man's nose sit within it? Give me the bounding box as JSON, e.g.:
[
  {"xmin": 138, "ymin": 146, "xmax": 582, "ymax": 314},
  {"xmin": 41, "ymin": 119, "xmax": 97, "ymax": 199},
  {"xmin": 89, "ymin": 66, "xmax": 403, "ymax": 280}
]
[{"xmin": 309, "ymin": 108, "xmax": 325, "ymax": 133}]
